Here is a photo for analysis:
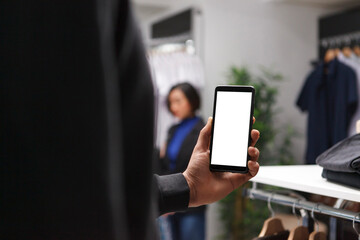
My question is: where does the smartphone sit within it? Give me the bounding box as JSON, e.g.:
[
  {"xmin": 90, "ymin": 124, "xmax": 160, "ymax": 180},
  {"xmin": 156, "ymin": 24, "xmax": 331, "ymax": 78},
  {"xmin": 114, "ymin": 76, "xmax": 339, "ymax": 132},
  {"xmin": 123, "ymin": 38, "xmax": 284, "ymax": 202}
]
[{"xmin": 209, "ymin": 85, "xmax": 255, "ymax": 173}]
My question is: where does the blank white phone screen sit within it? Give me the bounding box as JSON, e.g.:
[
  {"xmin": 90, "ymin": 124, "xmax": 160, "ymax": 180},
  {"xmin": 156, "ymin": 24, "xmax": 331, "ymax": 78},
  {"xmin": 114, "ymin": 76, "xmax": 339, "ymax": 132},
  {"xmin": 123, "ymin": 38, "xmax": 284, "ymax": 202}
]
[{"xmin": 211, "ymin": 91, "xmax": 252, "ymax": 167}]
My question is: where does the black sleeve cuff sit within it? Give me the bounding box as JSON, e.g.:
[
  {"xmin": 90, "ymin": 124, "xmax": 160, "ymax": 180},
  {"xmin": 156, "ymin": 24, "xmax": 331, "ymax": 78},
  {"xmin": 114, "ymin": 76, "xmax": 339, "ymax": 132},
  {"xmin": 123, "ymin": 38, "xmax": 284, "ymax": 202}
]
[{"xmin": 154, "ymin": 173, "xmax": 190, "ymax": 216}]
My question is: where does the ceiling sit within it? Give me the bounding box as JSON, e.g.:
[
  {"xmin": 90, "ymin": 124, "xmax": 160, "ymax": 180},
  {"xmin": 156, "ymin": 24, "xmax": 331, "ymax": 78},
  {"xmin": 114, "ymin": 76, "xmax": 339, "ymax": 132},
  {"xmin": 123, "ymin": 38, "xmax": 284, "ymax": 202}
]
[
  {"xmin": 133, "ymin": 2, "xmax": 168, "ymax": 23},
  {"xmin": 132, "ymin": 0, "xmax": 196, "ymax": 23},
  {"xmin": 262, "ymin": 0, "xmax": 360, "ymax": 8},
  {"xmin": 132, "ymin": 0, "xmax": 360, "ymax": 23}
]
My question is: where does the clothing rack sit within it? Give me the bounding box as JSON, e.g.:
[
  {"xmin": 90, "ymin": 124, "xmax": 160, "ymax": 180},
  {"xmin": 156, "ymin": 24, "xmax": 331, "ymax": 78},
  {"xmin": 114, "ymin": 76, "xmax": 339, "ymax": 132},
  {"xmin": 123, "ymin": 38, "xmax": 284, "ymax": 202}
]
[
  {"xmin": 244, "ymin": 186, "xmax": 360, "ymax": 224},
  {"xmin": 247, "ymin": 165, "xmax": 360, "ymax": 239},
  {"xmin": 318, "ymin": 6, "xmax": 360, "ymax": 59},
  {"xmin": 147, "ymin": 32, "xmax": 193, "ymax": 48},
  {"xmin": 320, "ymin": 31, "xmax": 360, "ymax": 49},
  {"xmin": 148, "ymin": 38, "xmax": 196, "ymax": 56}
]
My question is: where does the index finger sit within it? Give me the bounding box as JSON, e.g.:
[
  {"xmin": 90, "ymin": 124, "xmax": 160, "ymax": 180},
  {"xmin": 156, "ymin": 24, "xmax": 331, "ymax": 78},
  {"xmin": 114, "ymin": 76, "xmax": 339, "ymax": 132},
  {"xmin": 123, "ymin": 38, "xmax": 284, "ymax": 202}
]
[{"xmin": 195, "ymin": 117, "xmax": 213, "ymax": 151}]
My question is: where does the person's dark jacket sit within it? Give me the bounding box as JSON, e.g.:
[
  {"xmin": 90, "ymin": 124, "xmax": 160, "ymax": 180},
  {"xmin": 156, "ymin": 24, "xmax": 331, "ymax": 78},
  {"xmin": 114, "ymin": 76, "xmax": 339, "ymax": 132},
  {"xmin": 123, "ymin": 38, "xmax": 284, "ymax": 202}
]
[
  {"xmin": 160, "ymin": 118, "xmax": 205, "ymax": 175},
  {"xmin": 159, "ymin": 118, "xmax": 206, "ymax": 213},
  {"xmin": 1, "ymin": 0, "xmax": 189, "ymax": 239}
]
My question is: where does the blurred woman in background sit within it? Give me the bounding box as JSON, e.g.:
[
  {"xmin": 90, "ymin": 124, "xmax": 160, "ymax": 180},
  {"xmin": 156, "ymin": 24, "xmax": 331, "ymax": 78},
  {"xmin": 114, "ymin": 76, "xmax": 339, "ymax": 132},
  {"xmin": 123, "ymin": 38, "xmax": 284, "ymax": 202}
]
[{"xmin": 159, "ymin": 82, "xmax": 206, "ymax": 240}]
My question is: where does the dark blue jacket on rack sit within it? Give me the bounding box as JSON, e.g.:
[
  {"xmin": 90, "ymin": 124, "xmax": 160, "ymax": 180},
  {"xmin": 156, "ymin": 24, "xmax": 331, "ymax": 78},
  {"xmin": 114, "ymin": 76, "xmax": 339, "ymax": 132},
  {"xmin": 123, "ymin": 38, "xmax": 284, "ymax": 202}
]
[{"xmin": 297, "ymin": 58, "xmax": 358, "ymax": 164}]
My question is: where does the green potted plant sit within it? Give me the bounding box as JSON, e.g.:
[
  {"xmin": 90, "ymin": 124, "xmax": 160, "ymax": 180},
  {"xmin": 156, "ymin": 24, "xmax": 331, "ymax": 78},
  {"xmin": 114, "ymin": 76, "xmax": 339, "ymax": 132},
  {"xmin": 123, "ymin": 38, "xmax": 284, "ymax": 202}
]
[{"xmin": 217, "ymin": 66, "xmax": 296, "ymax": 240}]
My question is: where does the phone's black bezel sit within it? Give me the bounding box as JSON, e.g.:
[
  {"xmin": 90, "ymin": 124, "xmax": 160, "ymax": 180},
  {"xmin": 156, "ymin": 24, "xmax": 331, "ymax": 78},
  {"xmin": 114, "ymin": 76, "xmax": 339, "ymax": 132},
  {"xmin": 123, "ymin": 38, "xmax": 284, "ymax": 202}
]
[{"xmin": 209, "ymin": 85, "xmax": 255, "ymax": 173}]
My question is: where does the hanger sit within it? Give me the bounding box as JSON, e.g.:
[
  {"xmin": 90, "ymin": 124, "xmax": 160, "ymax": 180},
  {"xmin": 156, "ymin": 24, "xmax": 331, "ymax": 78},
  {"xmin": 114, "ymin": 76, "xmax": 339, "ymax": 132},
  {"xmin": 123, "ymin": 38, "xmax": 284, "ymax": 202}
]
[
  {"xmin": 353, "ymin": 45, "xmax": 360, "ymax": 58},
  {"xmin": 292, "ymin": 200, "xmax": 302, "ymax": 226},
  {"xmin": 288, "ymin": 226, "xmax": 309, "ymax": 240},
  {"xmin": 353, "ymin": 213, "xmax": 360, "ymax": 240},
  {"xmin": 340, "ymin": 36, "xmax": 353, "ymax": 58},
  {"xmin": 287, "ymin": 204, "xmax": 309, "ymax": 240},
  {"xmin": 324, "ymin": 48, "xmax": 336, "ymax": 63},
  {"xmin": 259, "ymin": 218, "xmax": 286, "ymax": 237},
  {"xmin": 334, "ymin": 48, "xmax": 341, "ymax": 57},
  {"xmin": 342, "ymin": 46, "xmax": 353, "ymax": 58},
  {"xmin": 308, "ymin": 206, "xmax": 326, "ymax": 240},
  {"xmin": 258, "ymin": 193, "xmax": 286, "ymax": 237},
  {"xmin": 350, "ymin": 34, "xmax": 360, "ymax": 57}
]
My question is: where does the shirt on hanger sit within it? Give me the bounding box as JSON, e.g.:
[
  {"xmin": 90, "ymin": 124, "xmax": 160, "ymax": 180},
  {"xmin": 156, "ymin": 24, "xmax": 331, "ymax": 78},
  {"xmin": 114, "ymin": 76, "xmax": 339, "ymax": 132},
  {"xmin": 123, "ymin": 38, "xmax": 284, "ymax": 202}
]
[
  {"xmin": 337, "ymin": 52, "xmax": 360, "ymax": 136},
  {"xmin": 296, "ymin": 58, "xmax": 358, "ymax": 164}
]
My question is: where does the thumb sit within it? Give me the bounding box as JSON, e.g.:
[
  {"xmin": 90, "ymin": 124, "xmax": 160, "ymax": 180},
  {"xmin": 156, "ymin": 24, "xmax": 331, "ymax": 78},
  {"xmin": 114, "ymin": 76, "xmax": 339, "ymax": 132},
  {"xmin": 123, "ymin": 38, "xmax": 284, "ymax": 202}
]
[{"xmin": 196, "ymin": 117, "xmax": 213, "ymax": 151}]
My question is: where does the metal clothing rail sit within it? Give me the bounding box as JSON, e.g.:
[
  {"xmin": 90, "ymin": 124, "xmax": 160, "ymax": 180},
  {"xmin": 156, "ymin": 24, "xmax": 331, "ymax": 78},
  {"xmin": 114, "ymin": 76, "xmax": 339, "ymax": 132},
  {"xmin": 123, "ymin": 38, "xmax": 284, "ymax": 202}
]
[
  {"xmin": 244, "ymin": 187, "xmax": 360, "ymax": 224},
  {"xmin": 320, "ymin": 31, "xmax": 360, "ymax": 49},
  {"xmin": 147, "ymin": 32, "xmax": 192, "ymax": 47}
]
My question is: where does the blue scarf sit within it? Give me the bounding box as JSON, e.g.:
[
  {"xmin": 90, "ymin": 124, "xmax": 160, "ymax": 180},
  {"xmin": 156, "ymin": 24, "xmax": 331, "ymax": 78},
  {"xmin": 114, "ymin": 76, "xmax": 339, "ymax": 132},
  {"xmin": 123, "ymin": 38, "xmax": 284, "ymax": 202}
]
[{"xmin": 167, "ymin": 116, "xmax": 200, "ymax": 171}]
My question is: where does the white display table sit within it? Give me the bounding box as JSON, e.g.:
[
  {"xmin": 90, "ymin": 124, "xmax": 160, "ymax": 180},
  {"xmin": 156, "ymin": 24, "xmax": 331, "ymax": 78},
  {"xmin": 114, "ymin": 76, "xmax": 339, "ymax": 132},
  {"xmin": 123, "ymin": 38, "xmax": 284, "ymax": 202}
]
[{"xmin": 250, "ymin": 165, "xmax": 360, "ymax": 203}]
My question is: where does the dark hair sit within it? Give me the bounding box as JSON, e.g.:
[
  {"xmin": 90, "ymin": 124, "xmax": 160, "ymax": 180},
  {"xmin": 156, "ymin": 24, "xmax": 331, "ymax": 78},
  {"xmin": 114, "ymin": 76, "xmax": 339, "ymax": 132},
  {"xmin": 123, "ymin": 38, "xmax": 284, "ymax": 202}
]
[{"xmin": 167, "ymin": 82, "xmax": 201, "ymax": 113}]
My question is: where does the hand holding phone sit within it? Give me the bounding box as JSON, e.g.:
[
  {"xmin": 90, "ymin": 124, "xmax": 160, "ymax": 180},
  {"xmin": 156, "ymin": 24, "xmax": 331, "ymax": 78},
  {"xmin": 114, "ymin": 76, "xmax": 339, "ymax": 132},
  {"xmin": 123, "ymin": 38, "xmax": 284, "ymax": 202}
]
[
  {"xmin": 183, "ymin": 115, "xmax": 260, "ymax": 207},
  {"xmin": 209, "ymin": 85, "xmax": 255, "ymax": 173}
]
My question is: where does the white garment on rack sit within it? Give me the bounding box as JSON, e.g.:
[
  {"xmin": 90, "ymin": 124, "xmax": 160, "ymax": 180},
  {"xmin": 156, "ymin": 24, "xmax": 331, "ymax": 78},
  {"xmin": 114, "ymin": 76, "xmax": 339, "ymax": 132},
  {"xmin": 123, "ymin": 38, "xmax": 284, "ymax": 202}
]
[
  {"xmin": 354, "ymin": 55, "xmax": 360, "ymax": 65},
  {"xmin": 148, "ymin": 52, "xmax": 205, "ymax": 147},
  {"xmin": 338, "ymin": 52, "xmax": 360, "ymax": 136}
]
